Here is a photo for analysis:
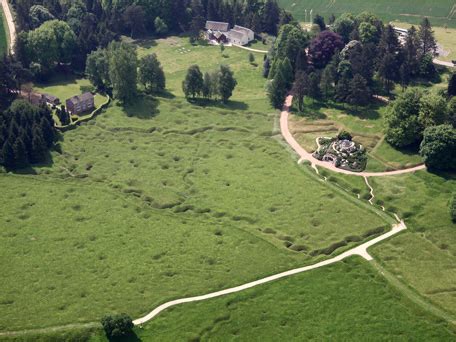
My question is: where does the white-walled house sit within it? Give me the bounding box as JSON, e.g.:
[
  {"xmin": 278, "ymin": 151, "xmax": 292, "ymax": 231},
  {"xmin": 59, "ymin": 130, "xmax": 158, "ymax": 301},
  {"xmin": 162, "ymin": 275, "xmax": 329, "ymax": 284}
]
[
  {"xmin": 205, "ymin": 21, "xmax": 255, "ymax": 46},
  {"xmin": 232, "ymin": 25, "xmax": 254, "ymax": 41},
  {"xmin": 228, "ymin": 29, "xmax": 249, "ymax": 46}
]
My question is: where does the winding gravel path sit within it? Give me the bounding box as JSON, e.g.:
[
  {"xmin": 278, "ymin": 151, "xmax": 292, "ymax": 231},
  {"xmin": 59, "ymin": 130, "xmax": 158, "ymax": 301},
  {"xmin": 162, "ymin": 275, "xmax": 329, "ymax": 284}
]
[
  {"xmin": 231, "ymin": 44, "xmax": 268, "ymax": 53},
  {"xmin": 433, "ymin": 58, "xmax": 455, "ymax": 68},
  {"xmin": 1, "ymin": 0, "xmax": 15, "ymax": 54},
  {"xmin": 281, "ymin": 95, "xmax": 426, "ymax": 177},
  {"xmin": 133, "ymin": 221, "xmax": 406, "ymax": 325}
]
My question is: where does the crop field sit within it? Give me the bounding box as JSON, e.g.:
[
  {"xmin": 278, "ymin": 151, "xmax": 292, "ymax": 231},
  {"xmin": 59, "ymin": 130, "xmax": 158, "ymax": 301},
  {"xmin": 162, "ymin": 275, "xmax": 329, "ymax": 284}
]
[
  {"xmin": 106, "ymin": 258, "xmax": 456, "ymax": 341},
  {"xmin": 368, "ymin": 171, "xmax": 456, "ymax": 317},
  {"xmin": 0, "ymin": 6, "xmax": 8, "ymax": 55},
  {"xmin": 279, "ymin": 0, "xmax": 456, "ymax": 28},
  {"xmin": 288, "ymin": 99, "xmax": 423, "ymax": 172},
  {"xmin": 0, "ymin": 37, "xmax": 393, "ymax": 332}
]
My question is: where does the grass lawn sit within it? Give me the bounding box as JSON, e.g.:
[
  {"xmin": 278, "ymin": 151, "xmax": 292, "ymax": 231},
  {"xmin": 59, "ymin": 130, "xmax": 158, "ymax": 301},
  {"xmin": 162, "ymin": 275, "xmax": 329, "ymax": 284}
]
[
  {"xmin": 289, "ymin": 99, "xmax": 423, "ymax": 172},
  {"xmin": 279, "ymin": 0, "xmax": 456, "ymax": 28},
  {"xmin": 0, "ymin": 37, "xmax": 392, "ymax": 332},
  {"xmin": 0, "ymin": 6, "xmax": 8, "ymax": 55},
  {"xmin": 369, "ymin": 171, "xmax": 456, "ymax": 317},
  {"xmin": 91, "ymin": 258, "xmax": 456, "ymax": 341}
]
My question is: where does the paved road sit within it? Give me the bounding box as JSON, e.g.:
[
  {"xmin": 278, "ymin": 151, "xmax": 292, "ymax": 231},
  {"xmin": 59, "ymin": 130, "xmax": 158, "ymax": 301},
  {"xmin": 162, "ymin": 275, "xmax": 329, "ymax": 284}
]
[
  {"xmin": 133, "ymin": 221, "xmax": 406, "ymax": 325},
  {"xmin": 281, "ymin": 95, "xmax": 427, "ymax": 177},
  {"xmin": 1, "ymin": 0, "xmax": 15, "ymax": 54}
]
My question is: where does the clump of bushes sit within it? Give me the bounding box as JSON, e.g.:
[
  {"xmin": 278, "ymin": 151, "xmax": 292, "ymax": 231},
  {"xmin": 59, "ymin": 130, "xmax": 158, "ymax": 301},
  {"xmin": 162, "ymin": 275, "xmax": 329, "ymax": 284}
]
[
  {"xmin": 337, "ymin": 130, "xmax": 352, "ymax": 141},
  {"xmin": 101, "ymin": 313, "xmax": 134, "ymax": 340}
]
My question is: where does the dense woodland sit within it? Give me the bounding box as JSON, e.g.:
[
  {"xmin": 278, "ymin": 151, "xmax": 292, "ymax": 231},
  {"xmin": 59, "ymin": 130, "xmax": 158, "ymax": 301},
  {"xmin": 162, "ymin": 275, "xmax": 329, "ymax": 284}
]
[
  {"xmin": 10, "ymin": 0, "xmax": 285, "ymax": 77},
  {"xmin": 0, "ymin": 100, "xmax": 55, "ymax": 168}
]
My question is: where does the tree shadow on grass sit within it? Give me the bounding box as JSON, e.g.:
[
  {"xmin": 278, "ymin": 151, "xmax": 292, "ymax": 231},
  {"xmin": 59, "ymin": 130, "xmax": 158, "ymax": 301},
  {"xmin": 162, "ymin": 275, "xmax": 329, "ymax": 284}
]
[
  {"xmin": 106, "ymin": 331, "xmax": 141, "ymax": 342},
  {"xmin": 132, "ymin": 38, "xmax": 157, "ymax": 49},
  {"xmin": 123, "ymin": 95, "xmax": 160, "ymax": 119},
  {"xmin": 344, "ymin": 106, "xmax": 381, "ymax": 120},
  {"xmin": 154, "ymin": 90, "xmax": 176, "ymax": 99},
  {"xmin": 35, "ymin": 73, "xmax": 80, "ymax": 88},
  {"xmin": 187, "ymin": 98, "xmax": 249, "ymax": 111},
  {"xmin": 290, "ymin": 100, "xmax": 328, "ymax": 120},
  {"xmin": 4, "ymin": 151, "xmax": 55, "ymax": 175}
]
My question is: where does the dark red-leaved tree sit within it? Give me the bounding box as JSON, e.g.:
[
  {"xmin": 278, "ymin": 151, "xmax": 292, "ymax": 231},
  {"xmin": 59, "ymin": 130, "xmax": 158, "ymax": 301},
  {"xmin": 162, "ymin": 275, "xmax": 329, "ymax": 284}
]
[{"xmin": 308, "ymin": 31, "xmax": 345, "ymax": 69}]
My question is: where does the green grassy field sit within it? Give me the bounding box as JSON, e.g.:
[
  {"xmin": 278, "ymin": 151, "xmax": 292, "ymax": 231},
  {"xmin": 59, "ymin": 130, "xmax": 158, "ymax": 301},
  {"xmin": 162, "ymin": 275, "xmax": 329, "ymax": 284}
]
[
  {"xmin": 306, "ymin": 168, "xmax": 456, "ymax": 319},
  {"xmin": 368, "ymin": 171, "xmax": 456, "ymax": 317},
  {"xmin": 0, "ymin": 6, "xmax": 8, "ymax": 55},
  {"xmin": 289, "ymin": 99, "xmax": 423, "ymax": 172},
  {"xmin": 0, "ymin": 37, "xmax": 393, "ymax": 332},
  {"xmin": 279, "ymin": 0, "xmax": 456, "ymax": 28},
  {"xmin": 90, "ymin": 258, "xmax": 456, "ymax": 341}
]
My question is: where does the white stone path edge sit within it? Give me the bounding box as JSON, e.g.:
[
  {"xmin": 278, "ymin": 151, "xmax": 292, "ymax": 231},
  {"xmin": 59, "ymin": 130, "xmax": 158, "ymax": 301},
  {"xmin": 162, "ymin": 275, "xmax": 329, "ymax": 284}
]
[{"xmin": 133, "ymin": 221, "xmax": 406, "ymax": 325}]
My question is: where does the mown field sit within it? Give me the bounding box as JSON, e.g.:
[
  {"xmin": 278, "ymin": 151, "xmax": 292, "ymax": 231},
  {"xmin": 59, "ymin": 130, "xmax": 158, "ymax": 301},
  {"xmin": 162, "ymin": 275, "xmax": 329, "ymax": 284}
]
[
  {"xmin": 288, "ymin": 99, "xmax": 423, "ymax": 172},
  {"xmin": 0, "ymin": 6, "xmax": 8, "ymax": 55},
  {"xmin": 279, "ymin": 0, "xmax": 456, "ymax": 28},
  {"xmin": 0, "ymin": 37, "xmax": 393, "ymax": 332},
  {"xmin": 93, "ymin": 258, "xmax": 456, "ymax": 341}
]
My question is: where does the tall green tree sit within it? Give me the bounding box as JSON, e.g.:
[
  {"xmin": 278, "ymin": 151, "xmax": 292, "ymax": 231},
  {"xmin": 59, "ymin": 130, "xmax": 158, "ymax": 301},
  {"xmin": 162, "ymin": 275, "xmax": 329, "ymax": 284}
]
[
  {"xmin": 108, "ymin": 42, "xmax": 138, "ymax": 104},
  {"xmin": 313, "ymin": 14, "xmax": 326, "ymax": 32},
  {"xmin": 418, "ymin": 93, "xmax": 448, "ymax": 128},
  {"xmin": 377, "ymin": 25, "xmax": 402, "ymax": 92},
  {"xmin": 123, "ymin": 5, "xmax": 146, "ymax": 38},
  {"xmin": 333, "ymin": 13, "xmax": 356, "ymax": 43},
  {"xmin": 347, "ymin": 74, "xmax": 370, "ymax": 107},
  {"xmin": 217, "ymin": 65, "xmax": 237, "ymax": 103},
  {"xmin": 26, "ymin": 20, "xmax": 76, "ymax": 74},
  {"xmin": 268, "ymin": 69, "xmax": 287, "ymax": 109},
  {"xmin": 448, "ymin": 97, "xmax": 456, "ymax": 128},
  {"xmin": 320, "ymin": 62, "xmax": 336, "ymax": 98},
  {"xmin": 85, "ymin": 48, "xmax": 110, "ymax": 90},
  {"xmin": 139, "ymin": 53, "xmax": 166, "ymax": 94},
  {"xmin": 183, "ymin": 65, "xmax": 204, "ymax": 99},
  {"xmin": 419, "ymin": 124, "xmax": 456, "ymax": 171},
  {"xmin": 419, "ymin": 17, "xmax": 437, "ymax": 56},
  {"xmin": 292, "ymin": 71, "xmax": 309, "ymax": 112},
  {"xmin": 448, "ymin": 73, "xmax": 456, "ymax": 97},
  {"xmin": 384, "ymin": 88, "xmax": 423, "ymax": 147}
]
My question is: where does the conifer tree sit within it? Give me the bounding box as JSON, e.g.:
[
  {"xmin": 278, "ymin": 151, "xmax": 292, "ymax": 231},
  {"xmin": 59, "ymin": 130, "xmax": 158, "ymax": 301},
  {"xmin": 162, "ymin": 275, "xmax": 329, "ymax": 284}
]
[
  {"xmin": 292, "ymin": 71, "xmax": 309, "ymax": 112},
  {"xmin": 1, "ymin": 139, "xmax": 15, "ymax": 168},
  {"xmin": 347, "ymin": 74, "xmax": 370, "ymax": 107},
  {"xmin": 268, "ymin": 69, "xmax": 287, "ymax": 109},
  {"xmin": 419, "ymin": 17, "xmax": 437, "ymax": 56}
]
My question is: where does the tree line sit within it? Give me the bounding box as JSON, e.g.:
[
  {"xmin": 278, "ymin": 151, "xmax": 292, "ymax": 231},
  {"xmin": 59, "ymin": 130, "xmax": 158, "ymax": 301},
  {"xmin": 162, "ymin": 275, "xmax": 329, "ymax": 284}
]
[
  {"xmin": 183, "ymin": 64, "xmax": 237, "ymax": 103},
  {"xmin": 10, "ymin": 0, "xmax": 286, "ymax": 80},
  {"xmin": 85, "ymin": 42, "xmax": 166, "ymax": 103},
  {"xmin": 266, "ymin": 13, "xmax": 440, "ymax": 110}
]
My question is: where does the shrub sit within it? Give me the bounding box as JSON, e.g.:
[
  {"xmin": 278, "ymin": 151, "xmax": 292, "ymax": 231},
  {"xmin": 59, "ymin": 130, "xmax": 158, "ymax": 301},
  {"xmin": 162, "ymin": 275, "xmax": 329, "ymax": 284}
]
[
  {"xmin": 101, "ymin": 313, "xmax": 134, "ymax": 339},
  {"xmin": 337, "ymin": 130, "xmax": 352, "ymax": 141}
]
